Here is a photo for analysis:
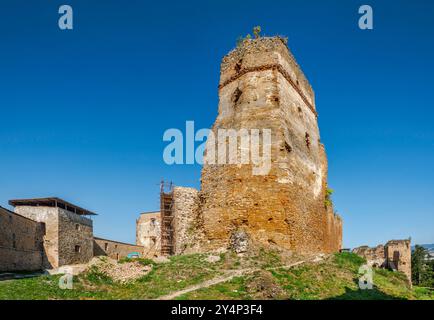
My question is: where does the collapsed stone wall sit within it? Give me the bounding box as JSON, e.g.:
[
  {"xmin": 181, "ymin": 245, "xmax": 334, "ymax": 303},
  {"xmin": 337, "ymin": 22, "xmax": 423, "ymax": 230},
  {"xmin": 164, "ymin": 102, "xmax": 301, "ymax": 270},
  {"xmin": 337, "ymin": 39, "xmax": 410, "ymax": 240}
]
[
  {"xmin": 352, "ymin": 245, "xmax": 386, "ymax": 267},
  {"xmin": 136, "ymin": 211, "xmax": 161, "ymax": 257},
  {"xmin": 353, "ymin": 239, "xmax": 412, "ymax": 285},
  {"xmin": 199, "ymin": 37, "xmax": 342, "ymax": 254},
  {"xmin": 94, "ymin": 237, "xmax": 145, "ymax": 260},
  {"xmin": 0, "ymin": 206, "xmax": 45, "ymax": 272},
  {"xmin": 385, "ymin": 240, "xmax": 411, "ymax": 284}
]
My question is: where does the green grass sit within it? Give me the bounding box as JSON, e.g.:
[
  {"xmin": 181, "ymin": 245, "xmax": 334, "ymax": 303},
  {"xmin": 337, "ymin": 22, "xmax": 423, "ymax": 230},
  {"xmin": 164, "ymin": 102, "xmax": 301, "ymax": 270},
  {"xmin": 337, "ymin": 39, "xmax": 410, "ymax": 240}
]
[
  {"xmin": 176, "ymin": 277, "xmax": 252, "ymax": 300},
  {"xmin": 175, "ymin": 253, "xmax": 433, "ymax": 300},
  {"xmin": 0, "ymin": 253, "xmax": 222, "ymax": 300},
  {"xmin": 0, "ymin": 251, "xmax": 432, "ymax": 300}
]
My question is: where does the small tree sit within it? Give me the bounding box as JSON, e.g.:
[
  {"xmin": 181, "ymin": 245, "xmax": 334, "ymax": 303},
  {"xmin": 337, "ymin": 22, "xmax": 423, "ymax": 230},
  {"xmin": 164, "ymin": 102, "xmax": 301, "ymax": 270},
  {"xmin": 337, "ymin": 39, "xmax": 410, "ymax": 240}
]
[
  {"xmin": 325, "ymin": 188, "xmax": 334, "ymax": 207},
  {"xmin": 412, "ymin": 245, "xmax": 428, "ymax": 285},
  {"xmin": 253, "ymin": 26, "xmax": 262, "ymax": 39}
]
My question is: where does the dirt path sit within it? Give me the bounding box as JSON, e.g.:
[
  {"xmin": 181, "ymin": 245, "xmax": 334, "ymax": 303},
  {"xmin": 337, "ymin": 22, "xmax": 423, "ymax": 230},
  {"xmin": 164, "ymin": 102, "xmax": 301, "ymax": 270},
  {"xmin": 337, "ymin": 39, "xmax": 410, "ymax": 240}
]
[{"xmin": 156, "ymin": 259, "xmax": 310, "ymax": 300}]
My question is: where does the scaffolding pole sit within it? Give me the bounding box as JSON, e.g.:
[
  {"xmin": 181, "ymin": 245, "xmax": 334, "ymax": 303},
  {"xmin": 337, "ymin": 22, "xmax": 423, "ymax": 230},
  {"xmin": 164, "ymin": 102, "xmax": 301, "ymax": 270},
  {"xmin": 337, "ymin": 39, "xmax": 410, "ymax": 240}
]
[{"xmin": 160, "ymin": 180, "xmax": 174, "ymax": 256}]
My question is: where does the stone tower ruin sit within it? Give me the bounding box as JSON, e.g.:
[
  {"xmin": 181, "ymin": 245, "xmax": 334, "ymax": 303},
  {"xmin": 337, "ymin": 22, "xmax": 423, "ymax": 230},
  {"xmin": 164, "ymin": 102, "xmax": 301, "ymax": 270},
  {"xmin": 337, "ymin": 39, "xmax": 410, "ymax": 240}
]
[
  {"xmin": 137, "ymin": 37, "xmax": 343, "ymax": 256},
  {"xmin": 199, "ymin": 37, "xmax": 342, "ymax": 254}
]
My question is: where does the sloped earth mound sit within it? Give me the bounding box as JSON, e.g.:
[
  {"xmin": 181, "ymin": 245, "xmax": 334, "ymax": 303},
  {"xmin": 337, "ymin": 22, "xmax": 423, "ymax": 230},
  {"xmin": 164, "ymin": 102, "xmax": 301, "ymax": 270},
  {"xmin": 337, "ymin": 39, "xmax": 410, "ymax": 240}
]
[{"xmin": 0, "ymin": 251, "xmax": 432, "ymax": 300}]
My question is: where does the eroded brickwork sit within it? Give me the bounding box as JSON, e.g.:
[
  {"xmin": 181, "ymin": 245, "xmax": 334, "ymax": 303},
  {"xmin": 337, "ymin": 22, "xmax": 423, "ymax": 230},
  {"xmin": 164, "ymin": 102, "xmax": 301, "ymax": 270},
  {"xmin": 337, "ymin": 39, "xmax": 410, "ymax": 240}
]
[{"xmin": 199, "ymin": 37, "xmax": 342, "ymax": 254}]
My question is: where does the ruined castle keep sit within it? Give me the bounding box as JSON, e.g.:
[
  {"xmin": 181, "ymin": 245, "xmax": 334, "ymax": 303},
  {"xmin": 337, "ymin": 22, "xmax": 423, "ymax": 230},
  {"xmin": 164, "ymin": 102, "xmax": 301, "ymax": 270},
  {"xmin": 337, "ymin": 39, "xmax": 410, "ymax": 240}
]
[
  {"xmin": 138, "ymin": 37, "xmax": 343, "ymax": 256},
  {"xmin": 200, "ymin": 37, "xmax": 342, "ymax": 253}
]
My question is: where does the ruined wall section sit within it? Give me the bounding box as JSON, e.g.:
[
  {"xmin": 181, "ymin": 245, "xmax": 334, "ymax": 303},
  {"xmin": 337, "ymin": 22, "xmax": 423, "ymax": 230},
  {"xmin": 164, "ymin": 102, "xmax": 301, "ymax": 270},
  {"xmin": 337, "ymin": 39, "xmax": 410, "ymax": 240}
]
[
  {"xmin": 172, "ymin": 187, "xmax": 201, "ymax": 255},
  {"xmin": 0, "ymin": 206, "xmax": 45, "ymax": 272},
  {"xmin": 385, "ymin": 240, "xmax": 411, "ymax": 284},
  {"xmin": 94, "ymin": 237, "xmax": 144, "ymax": 260},
  {"xmin": 200, "ymin": 37, "xmax": 342, "ymax": 254},
  {"xmin": 352, "ymin": 245, "xmax": 386, "ymax": 267},
  {"xmin": 136, "ymin": 211, "xmax": 161, "ymax": 257},
  {"xmin": 353, "ymin": 239, "xmax": 412, "ymax": 285}
]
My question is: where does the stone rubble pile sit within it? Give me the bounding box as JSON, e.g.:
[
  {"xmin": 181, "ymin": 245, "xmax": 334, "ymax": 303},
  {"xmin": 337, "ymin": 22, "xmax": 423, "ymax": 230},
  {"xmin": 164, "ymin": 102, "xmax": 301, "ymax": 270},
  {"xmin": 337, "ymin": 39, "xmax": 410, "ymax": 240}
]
[{"xmin": 95, "ymin": 259, "xmax": 152, "ymax": 283}]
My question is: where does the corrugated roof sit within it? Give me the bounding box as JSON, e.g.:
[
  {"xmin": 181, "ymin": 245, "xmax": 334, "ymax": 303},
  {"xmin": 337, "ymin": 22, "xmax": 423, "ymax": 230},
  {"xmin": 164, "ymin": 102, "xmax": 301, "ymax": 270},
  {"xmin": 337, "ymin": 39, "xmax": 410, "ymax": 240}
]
[{"xmin": 8, "ymin": 197, "xmax": 97, "ymax": 216}]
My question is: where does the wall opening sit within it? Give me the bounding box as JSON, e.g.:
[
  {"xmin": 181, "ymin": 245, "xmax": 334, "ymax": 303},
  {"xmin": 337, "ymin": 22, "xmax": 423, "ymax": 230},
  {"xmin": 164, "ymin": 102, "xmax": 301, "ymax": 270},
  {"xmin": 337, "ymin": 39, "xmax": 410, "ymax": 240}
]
[
  {"xmin": 232, "ymin": 87, "xmax": 242, "ymax": 105},
  {"xmin": 75, "ymin": 224, "xmax": 80, "ymax": 231},
  {"xmin": 75, "ymin": 245, "xmax": 81, "ymax": 253},
  {"xmin": 104, "ymin": 242, "xmax": 108, "ymax": 251},
  {"xmin": 284, "ymin": 142, "xmax": 292, "ymax": 153},
  {"xmin": 234, "ymin": 59, "xmax": 242, "ymax": 73},
  {"xmin": 305, "ymin": 132, "xmax": 310, "ymax": 149}
]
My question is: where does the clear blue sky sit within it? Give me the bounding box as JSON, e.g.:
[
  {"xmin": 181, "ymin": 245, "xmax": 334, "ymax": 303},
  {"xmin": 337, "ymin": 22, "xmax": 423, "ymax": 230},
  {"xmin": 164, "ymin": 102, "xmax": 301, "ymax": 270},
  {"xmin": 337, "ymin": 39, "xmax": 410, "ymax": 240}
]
[{"xmin": 0, "ymin": 0, "xmax": 433, "ymax": 248}]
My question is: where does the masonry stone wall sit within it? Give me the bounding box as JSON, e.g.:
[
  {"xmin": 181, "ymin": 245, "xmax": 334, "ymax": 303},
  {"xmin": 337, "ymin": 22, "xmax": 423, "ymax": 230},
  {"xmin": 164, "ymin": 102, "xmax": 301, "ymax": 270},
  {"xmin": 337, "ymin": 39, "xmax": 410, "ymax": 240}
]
[
  {"xmin": 0, "ymin": 206, "xmax": 45, "ymax": 272},
  {"xmin": 58, "ymin": 209, "xmax": 93, "ymax": 266},
  {"xmin": 14, "ymin": 205, "xmax": 93, "ymax": 268},
  {"xmin": 353, "ymin": 239, "xmax": 412, "ymax": 285},
  {"xmin": 136, "ymin": 211, "xmax": 161, "ymax": 257},
  {"xmin": 352, "ymin": 245, "xmax": 386, "ymax": 267},
  {"xmin": 172, "ymin": 187, "xmax": 201, "ymax": 255},
  {"xmin": 94, "ymin": 237, "xmax": 144, "ymax": 260},
  {"xmin": 14, "ymin": 206, "xmax": 60, "ymax": 268},
  {"xmin": 385, "ymin": 240, "xmax": 411, "ymax": 284},
  {"xmin": 199, "ymin": 37, "xmax": 342, "ymax": 254}
]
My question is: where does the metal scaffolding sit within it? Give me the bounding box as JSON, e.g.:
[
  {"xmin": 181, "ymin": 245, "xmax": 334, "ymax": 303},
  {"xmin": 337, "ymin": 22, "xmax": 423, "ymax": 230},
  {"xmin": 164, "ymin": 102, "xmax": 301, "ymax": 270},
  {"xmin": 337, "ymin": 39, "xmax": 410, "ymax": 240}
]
[{"xmin": 160, "ymin": 180, "xmax": 174, "ymax": 256}]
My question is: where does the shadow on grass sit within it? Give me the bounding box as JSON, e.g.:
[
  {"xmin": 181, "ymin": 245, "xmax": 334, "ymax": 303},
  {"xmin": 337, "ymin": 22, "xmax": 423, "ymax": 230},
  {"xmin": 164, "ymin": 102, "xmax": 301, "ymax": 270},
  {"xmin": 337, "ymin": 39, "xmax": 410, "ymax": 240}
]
[
  {"xmin": 0, "ymin": 271, "xmax": 45, "ymax": 282},
  {"xmin": 328, "ymin": 286, "xmax": 406, "ymax": 300}
]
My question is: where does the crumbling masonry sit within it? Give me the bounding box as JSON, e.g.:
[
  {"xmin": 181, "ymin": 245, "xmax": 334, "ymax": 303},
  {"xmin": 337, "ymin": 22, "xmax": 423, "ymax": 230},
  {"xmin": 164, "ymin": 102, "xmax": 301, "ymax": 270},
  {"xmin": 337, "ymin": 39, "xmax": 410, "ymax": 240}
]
[
  {"xmin": 138, "ymin": 37, "xmax": 343, "ymax": 256},
  {"xmin": 2, "ymin": 37, "xmax": 344, "ymax": 273},
  {"xmin": 353, "ymin": 239, "xmax": 412, "ymax": 285},
  {"xmin": 200, "ymin": 37, "xmax": 342, "ymax": 254}
]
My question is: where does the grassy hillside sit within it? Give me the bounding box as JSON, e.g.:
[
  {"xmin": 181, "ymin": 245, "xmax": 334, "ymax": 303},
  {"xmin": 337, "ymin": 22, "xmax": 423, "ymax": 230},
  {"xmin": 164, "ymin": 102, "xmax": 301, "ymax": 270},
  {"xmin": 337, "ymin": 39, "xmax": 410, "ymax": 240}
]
[{"xmin": 0, "ymin": 251, "xmax": 432, "ymax": 300}]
